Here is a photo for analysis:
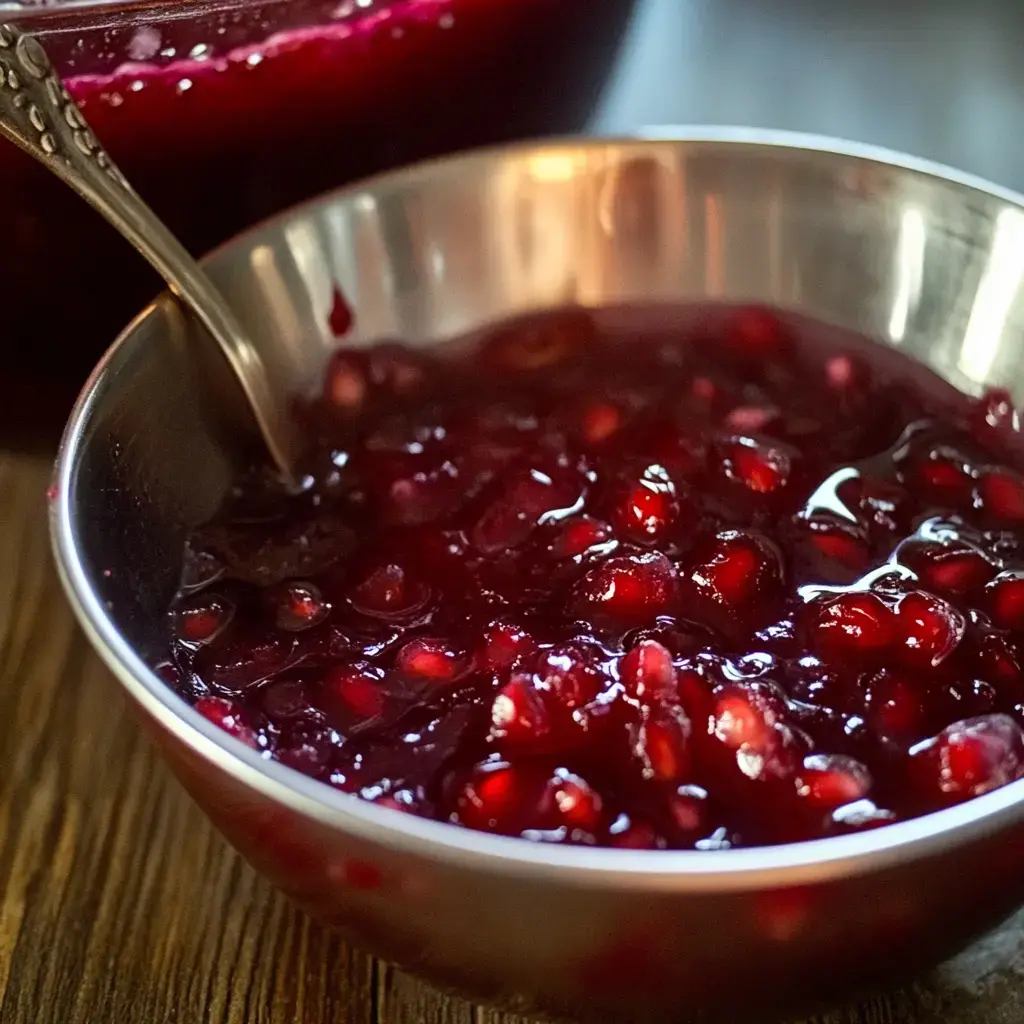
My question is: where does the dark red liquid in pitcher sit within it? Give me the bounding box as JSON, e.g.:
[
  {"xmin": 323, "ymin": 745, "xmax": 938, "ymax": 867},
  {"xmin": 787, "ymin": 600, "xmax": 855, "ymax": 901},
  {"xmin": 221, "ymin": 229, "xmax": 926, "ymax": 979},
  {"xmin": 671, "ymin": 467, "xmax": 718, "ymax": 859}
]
[
  {"xmin": 157, "ymin": 306, "xmax": 1024, "ymax": 850},
  {"xmin": 1, "ymin": 0, "xmax": 631, "ymax": 405}
]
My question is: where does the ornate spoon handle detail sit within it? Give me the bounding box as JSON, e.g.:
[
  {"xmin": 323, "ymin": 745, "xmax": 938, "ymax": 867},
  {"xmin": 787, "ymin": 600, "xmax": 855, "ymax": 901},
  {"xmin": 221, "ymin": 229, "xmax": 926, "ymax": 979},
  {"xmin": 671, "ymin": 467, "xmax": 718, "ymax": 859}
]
[{"xmin": 0, "ymin": 23, "xmax": 301, "ymax": 488}]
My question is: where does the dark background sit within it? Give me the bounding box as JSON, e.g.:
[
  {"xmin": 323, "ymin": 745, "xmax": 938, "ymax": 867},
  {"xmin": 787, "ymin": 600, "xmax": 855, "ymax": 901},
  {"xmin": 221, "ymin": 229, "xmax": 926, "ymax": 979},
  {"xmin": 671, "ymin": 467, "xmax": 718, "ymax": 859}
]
[{"xmin": 587, "ymin": 0, "xmax": 1024, "ymax": 192}]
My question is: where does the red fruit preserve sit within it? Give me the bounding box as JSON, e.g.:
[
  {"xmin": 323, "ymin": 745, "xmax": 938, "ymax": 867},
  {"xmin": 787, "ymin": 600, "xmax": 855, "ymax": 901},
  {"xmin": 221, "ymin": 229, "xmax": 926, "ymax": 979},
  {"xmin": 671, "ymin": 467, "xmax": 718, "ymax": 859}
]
[
  {"xmin": 1, "ymin": 0, "xmax": 630, "ymax": 401},
  {"xmin": 158, "ymin": 305, "xmax": 1024, "ymax": 849}
]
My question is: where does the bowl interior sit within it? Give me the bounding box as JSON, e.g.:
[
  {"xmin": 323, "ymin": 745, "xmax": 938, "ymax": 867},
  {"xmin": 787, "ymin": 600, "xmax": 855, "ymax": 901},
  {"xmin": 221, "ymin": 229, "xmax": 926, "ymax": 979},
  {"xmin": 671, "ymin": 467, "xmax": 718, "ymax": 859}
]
[{"xmin": 51, "ymin": 130, "xmax": 1024, "ymax": 879}]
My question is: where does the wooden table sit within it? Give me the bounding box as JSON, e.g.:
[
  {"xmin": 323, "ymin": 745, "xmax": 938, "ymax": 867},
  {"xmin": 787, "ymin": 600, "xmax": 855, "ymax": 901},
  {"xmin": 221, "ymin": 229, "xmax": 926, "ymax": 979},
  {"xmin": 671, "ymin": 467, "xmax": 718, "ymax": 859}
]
[{"xmin": 1, "ymin": 443, "xmax": 1024, "ymax": 1024}]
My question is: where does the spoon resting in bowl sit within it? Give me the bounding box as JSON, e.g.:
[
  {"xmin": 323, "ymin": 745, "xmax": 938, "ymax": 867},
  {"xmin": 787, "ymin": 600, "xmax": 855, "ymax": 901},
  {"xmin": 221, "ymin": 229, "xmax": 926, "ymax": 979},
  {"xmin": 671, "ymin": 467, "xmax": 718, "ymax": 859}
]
[{"xmin": 0, "ymin": 22, "xmax": 302, "ymax": 489}]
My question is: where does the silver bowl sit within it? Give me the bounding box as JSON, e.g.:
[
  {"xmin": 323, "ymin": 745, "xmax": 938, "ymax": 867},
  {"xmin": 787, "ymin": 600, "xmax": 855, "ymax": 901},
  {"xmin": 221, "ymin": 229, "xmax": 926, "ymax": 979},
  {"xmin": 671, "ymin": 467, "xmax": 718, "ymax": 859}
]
[{"xmin": 49, "ymin": 130, "xmax": 1024, "ymax": 1021}]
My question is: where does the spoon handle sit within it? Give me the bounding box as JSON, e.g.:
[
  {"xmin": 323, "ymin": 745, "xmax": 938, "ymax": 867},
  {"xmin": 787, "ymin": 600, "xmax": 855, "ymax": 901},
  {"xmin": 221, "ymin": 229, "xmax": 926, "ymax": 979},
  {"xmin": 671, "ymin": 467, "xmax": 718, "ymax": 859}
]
[{"xmin": 0, "ymin": 23, "xmax": 300, "ymax": 487}]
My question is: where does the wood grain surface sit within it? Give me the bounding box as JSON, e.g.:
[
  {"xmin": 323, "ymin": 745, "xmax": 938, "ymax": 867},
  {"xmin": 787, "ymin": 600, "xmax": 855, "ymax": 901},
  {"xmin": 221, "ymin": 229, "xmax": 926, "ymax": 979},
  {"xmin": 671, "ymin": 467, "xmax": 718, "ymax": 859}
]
[{"xmin": 3, "ymin": 443, "xmax": 1024, "ymax": 1024}]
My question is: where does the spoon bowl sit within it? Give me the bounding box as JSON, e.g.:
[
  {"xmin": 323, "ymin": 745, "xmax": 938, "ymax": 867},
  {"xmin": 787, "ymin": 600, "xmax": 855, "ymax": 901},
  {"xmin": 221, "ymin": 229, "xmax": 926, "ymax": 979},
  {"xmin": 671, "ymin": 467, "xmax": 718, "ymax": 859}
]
[{"xmin": 50, "ymin": 131, "xmax": 1024, "ymax": 1021}]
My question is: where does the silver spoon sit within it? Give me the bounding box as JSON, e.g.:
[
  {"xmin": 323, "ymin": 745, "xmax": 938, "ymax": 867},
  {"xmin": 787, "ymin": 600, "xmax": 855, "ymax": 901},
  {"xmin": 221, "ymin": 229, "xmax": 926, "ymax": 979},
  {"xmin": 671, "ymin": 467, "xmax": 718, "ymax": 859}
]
[{"xmin": 0, "ymin": 22, "xmax": 302, "ymax": 489}]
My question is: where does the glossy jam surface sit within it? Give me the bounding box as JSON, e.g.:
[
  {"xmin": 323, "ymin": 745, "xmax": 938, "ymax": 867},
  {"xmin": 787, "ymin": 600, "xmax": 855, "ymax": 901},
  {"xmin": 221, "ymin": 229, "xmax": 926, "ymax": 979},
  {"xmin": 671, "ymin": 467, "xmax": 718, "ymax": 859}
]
[
  {"xmin": 1, "ymin": 0, "xmax": 627, "ymax": 400},
  {"xmin": 159, "ymin": 306, "xmax": 1024, "ymax": 849}
]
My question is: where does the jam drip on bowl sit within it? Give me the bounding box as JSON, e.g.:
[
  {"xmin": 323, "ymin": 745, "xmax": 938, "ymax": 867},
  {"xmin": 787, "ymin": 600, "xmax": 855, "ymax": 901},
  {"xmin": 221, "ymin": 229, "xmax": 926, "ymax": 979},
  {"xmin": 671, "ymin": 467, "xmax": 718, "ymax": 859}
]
[{"xmin": 157, "ymin": 306, "xmax": 1024, "ymax": 849}]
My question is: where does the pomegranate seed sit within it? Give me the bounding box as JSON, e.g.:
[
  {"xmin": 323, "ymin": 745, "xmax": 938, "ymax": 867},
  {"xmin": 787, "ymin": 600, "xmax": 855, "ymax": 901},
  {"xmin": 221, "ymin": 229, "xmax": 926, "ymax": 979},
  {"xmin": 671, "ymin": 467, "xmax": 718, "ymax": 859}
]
[
  {"xmin": 479, "ymin": 619, "xmax": 538, "ymax": 675},
  {"xmin": 620, "ymin": 639, "xmax": 676, "ymax": 703},
  {"xmin": 899, "ymin": 540, "xmax": 993, "ymax": 597},
  {"xmin": 176, "ymin": 595, "xmax": 232, "ymax": 643},
  {"xmin": 350, "ymin": 563, "xmax": 428, "ymax": 619},
  {"xmin": 324, "ymin": 350, "xmax": 369, "ymax": 411},
  {"xmin": 580, "ymin": 403, "xmax": 622, "ymax": 445},
  {"xmin": 395, "ymin": 637, "xmax": 471, "ymax": 685},
  {"xmin": 688, "ymin": 530, "xmax": 783, "ymax": 608},
  {"xmin": 691, "ymin": 376, "xmax": 717, "ymax": 404},
  {"xmin": 796, "ymin": 754, "xmax": 871, "ymax": 809},
  {"xmin": 195, "ymin": 696, "xmax": 256, "ymax": 747},
  {"xmin": 895, "ymin": 591, "xmax": 964, "ymax": 668},
  {"xmin": 805, "ymin": 521, "xmax": 870, "ymax": 570},
  {"xmin": 544, "ymin": 769, "xmax": 603, "ymax": 832},
  {"xmin": 724, "ymin": 405, "xmax": 777, "ymax": 433},
  {"xmin": 713, "ymin": 696, "xmax": 805, "ymax": 783},
  {"xmin": 920, "ymin": 458, "xmax": 969, "ymax": 491},
  {"xmin": 912, "ymin": 714, "xmax": 1024, "ymax": 800},
  {"xmin": 631, "ymin": 703, "xmax": 691, "ymax": 782},
  {"xmin": 457, "ymin": 762, "xmax": 604, "ymax": 837},
  {"xmin": 570, "ymin": 553, "xmax": 678, "ymax": 628},
  {"xmin": 473, "ymin": 464, "xmax": 583, "ymax": 553},
  {"xmin": 906, "ymin": 446, "xmax": 974, "ymax": 499},
  {"xmin": 272, "ymin": 581, "xmax": 329, "ymax": 631},
  {"xmin": 666, "ymin": 784, "xmax": 709, "ymax": 838},
  {"xmin": 547, "ymin": 516, "xmax": 615, "ymax": 560},
  {"xmin": 489, "ymin": 674, "xmax": 552, "ymax": 748},
  {"xmin": 723, "ymin": 438, "xmax": 792, "ymax": 494},
  {"xmin": 711, "ymin": 683, "xmax": 785, "ymax": 753},
  {"xmin": 612, "ymin": 464, "xmax": 679, "ymax": 544},
  {"xmin": 725, "ymin": 306, "xmax": 790, "ymax": 357},
  {"xmin": 809, "ymin": 591, "xmax": 898, "ymax": 661},
  {"xmin": 456, "ymin": 760, "xmax": 531, "ymax": 832},
  {"xmin": 323, "ymin": 664, "xmax": 386, "ymax": 721},
  {"xmin": 862, "ymin": 669, "xmax": 927, "ymax": 744},
  {"xmin": 974, "ymin": 634, "xmax": 1024, "ymax": 692},
  {"xmin": 677, "ymin": 665, "xmax": 715, "ymax": 723},
  {"xmin": 534, "ymin": 645, "xmax": 601, "ymax": 709},
  {"xmin": 980, "ymin": 469, "xmax": 1024, "ymax": 522},
  {"xmin": 490, "ymin": 649, "xmax": 599, "ymax": 753},
  {"xmin": 609, "ymin": 815, "xmax": 662, "ymax": 849},
  {"xmin": 986, "ymin": 571, "xmax": 1024, "ymax": 629},
  {"xmin": 823, "ymin": 353, "xmax": 869, "ymax": 392},
  {"xmin": 924, "ymin": 550, "xmax": 994, "ymax": 594}
]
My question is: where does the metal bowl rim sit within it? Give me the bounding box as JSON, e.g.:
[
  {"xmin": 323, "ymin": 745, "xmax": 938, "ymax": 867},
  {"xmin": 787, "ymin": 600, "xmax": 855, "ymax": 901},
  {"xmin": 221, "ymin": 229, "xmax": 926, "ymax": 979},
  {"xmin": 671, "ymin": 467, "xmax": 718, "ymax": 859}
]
[{"xmin": 50, "ymin": 127, "xmax": 1024, "ymax": 891}]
